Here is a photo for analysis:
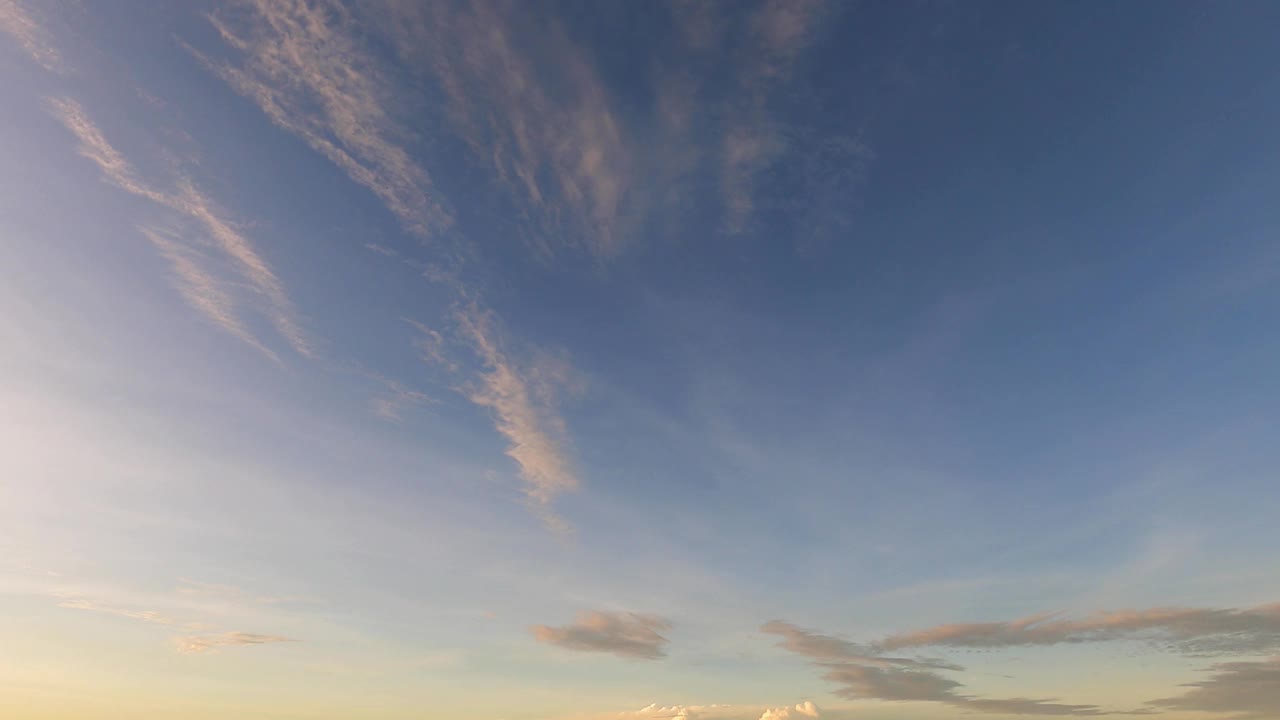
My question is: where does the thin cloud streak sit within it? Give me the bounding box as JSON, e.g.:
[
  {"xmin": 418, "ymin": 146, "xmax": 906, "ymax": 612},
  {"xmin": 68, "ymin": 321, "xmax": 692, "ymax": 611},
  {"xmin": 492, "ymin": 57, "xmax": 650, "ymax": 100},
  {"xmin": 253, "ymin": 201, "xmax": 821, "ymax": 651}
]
[
  {"xmin": 175, "ymin": 631, "xmax": 294, "ymax": 654},
  {"xmin": 456, "ymin": 304, "xmax": 579, "ymax": 529},
  {"xmin": 56, "ymin": 597, "xmax": 179, "ymax": 626},
  {"xmin": 533, "ymin": 610, "xmax": 670, "ymax": 660},
  {"xmin": 46, "ymin": 96, "xmax": 311, "ymax": 359},
  {"xmin": 0, "ymin": 0, "xmax": 63, "ymax": 72},
  {"xmin": 879, "ymin": 602, "xmax": 1280, "ymax": 655},
  {"xmin": 140, "ymin": 227, "xmax": 283, "ymax": 364}
]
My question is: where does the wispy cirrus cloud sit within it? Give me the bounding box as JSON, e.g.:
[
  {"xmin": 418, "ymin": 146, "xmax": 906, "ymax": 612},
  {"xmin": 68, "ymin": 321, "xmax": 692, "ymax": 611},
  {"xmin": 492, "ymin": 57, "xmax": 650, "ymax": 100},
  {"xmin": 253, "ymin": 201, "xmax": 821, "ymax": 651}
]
[
  {"xmin": 56, "ymin": 597, "xmax": 180, "ymax": 627},
  {"xmin": 175, "ymin": 631, "xmax": 294, "ymax": 654},
  {"xmin": 46, "ymin": 96, "xmax": 311, "ymax": 359},
  {"xmin": 197, "ymin": 2, "xmax": 585, "ymax": 528},
  {"xmin": 383, "ymin": 0, "xmax": 632, "ymax": 260},
  {"xmin": 456, "ymin": 304, "xmax": 579, "ymax": 529},
  {"xmin": 533, "ymin": 610, "xmax": 671, "ymax": 660},
  {"xmin": 198, "ymin": 0, "xmax": 452, "ymax": 243},
  {"xmin": 0, "ymin": 0, "xmax": 63, "ymax": 72}
]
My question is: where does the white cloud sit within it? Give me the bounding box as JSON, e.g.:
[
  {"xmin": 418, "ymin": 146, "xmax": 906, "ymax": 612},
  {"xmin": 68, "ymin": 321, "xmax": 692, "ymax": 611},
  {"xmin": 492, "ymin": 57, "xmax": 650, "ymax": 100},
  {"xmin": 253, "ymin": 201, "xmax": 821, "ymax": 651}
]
[{"xmin": 758, "ymin": 701, "xmax": 819, "ymax": 720}]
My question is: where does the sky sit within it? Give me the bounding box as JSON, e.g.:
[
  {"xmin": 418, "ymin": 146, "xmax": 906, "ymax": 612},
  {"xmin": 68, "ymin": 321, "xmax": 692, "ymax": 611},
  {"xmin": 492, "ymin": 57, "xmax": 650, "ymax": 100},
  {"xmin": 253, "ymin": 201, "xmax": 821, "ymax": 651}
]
[{"xmin": 2, "ymin": 1, "xmax": 1280, "ymax": 718}]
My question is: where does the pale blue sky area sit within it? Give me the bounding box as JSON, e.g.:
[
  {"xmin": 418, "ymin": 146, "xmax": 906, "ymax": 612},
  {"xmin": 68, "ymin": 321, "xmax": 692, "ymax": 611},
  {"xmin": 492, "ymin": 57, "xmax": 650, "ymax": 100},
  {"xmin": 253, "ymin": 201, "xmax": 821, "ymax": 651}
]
[{"xmin": 3, "ymin": 2, "xmax": 1280, "ymax": 719}]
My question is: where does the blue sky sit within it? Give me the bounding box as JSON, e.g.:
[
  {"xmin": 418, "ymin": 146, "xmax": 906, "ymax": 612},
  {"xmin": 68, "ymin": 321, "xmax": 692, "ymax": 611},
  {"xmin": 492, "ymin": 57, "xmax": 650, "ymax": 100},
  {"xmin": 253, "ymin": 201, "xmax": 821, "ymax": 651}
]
[{"xmin": 3, "ymin": 1, "xmax": 1280, "ymax": 719}]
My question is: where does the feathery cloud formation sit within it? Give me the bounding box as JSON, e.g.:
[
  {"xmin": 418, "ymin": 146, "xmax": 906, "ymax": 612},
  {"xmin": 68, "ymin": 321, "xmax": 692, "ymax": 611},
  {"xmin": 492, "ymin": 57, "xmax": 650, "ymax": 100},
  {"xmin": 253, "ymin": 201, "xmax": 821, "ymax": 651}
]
[
  {"xmin": 46, "ymin": 96, "xmax": 311, "ymax": 359},
  {"xmin": 533, "ymin": 611, "xmax": 671, "ymax": 660},
  {"xmin": 201, "ymin": 0, "xmax": 452, "ymax": 242},
  {"xmin": 455, "ymin": 304, "xmax": 579, "ymax": 528}
]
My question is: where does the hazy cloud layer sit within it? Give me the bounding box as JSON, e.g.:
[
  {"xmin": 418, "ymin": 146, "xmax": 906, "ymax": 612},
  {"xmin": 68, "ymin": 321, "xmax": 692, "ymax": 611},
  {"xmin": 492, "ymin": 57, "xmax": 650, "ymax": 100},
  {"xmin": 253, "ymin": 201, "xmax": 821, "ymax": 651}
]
[
  {"xmin": 879, "ymin": 602, "xmax": 1280, "ymax": 655},
  {"xmin": 47, "ymin": 97, "xmax": 310, "ymax": 359},
  {"xmin": 533, "ymin": 611, "xmax": 670, "ymax": 660},
  {"xmin": 175, "ymin": 631, "xmax": 294, "ymax": 654}
]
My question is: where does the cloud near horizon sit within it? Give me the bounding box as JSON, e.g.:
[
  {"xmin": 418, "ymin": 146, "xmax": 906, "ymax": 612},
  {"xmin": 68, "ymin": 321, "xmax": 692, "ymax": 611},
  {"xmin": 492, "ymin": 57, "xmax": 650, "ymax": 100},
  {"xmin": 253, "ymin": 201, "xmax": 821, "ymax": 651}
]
[
  {"xmin": 533, "ymin": 611, "xmax": 671, "ymax": 660},
  {"xmin": 766, "ymin": 601, "xmax": 1280, "ymax": 716},
  {"xmin": 762, "ymin": 620, "xmax": 1105, "ymax": 716},
  {"xmin": 175, "ymin": 631, "xmax": 294, "ymax": 654},
  {"xmin": 878, "ymin": 602, "xmax": 1280, "ymax": 656}
]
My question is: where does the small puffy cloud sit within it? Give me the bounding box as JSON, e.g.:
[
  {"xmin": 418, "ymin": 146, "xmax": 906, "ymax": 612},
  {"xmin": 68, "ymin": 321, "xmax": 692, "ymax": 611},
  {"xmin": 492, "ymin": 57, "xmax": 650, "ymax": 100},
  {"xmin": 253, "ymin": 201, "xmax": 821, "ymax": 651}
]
[
  {"xmin": 533, "ymin": 610, "xmax": 671, "ymax": 660},
  {"xmin": 1147, "ymin": 657, "xmax": 1280, "ymax": 718},
  {"xmin": 758, "ymin": 701, "xmax": 819, "ymax": 720},
  {"xmin": 175, "ymin": 631, "xmax": 294, "ymax": 654}
]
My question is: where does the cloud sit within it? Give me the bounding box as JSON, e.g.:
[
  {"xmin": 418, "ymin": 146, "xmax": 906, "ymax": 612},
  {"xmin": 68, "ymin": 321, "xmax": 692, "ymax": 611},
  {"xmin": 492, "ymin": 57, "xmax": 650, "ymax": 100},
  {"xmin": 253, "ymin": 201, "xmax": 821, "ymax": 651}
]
[
  {"xmin": 55, "ymin": 597, "xmax": 178, "ymax": 626},
  {"xmin": 198, "ymin": 0, "xmax": 451, "ymax": 242},
  {"xmin": 1147, "ymin": 657, "xmax": 1280, "ymax": 718},
  {"xmin": 879, "ymin": 602, "xmax": 1280, "ymax": 655},
  {"xmin": 0, "ymin": 0, "xmax": 63, "ymax": 72},
  {"xmin": 455, "ymin": 304, "xmax": 579, "ymax": 529},
  {"xmin": 761, "ymin": 620, "xmax": 962, "ymax": 671},
  {"xmin": 370, "ymin": 378, "xmax": 436, "ymax": 421},
  {"xmin": 533, "ymin": 610, "xmax": 671, "ymax": 660},
  {"xmin": 174, "ymin": 631, "xmax": 294, "ymax": 654},
  {"xmin": 379, "ymin": 0, "xmax": 632, "ymax": 260},
  {"xmin": 819, "ymin": 663, "xmax": 1105, "ymax": 716},
  {"xmin": 763, "ymin": 620, "xmax": 1106, "ymax": 716},
  {"xmin": 758, "ymin": 701, "xmax": 820, "ymax": 720},
  {"xmin": 720, "ymin": 0, "xmax": 833, "ymax": 233},
  {"xmin": 139, "ymin": 227, "xmax": 282, "ymax": 364},
  {"xmin": 46, "ymin": 96, "xmax": 311, "ymax": 359}
]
